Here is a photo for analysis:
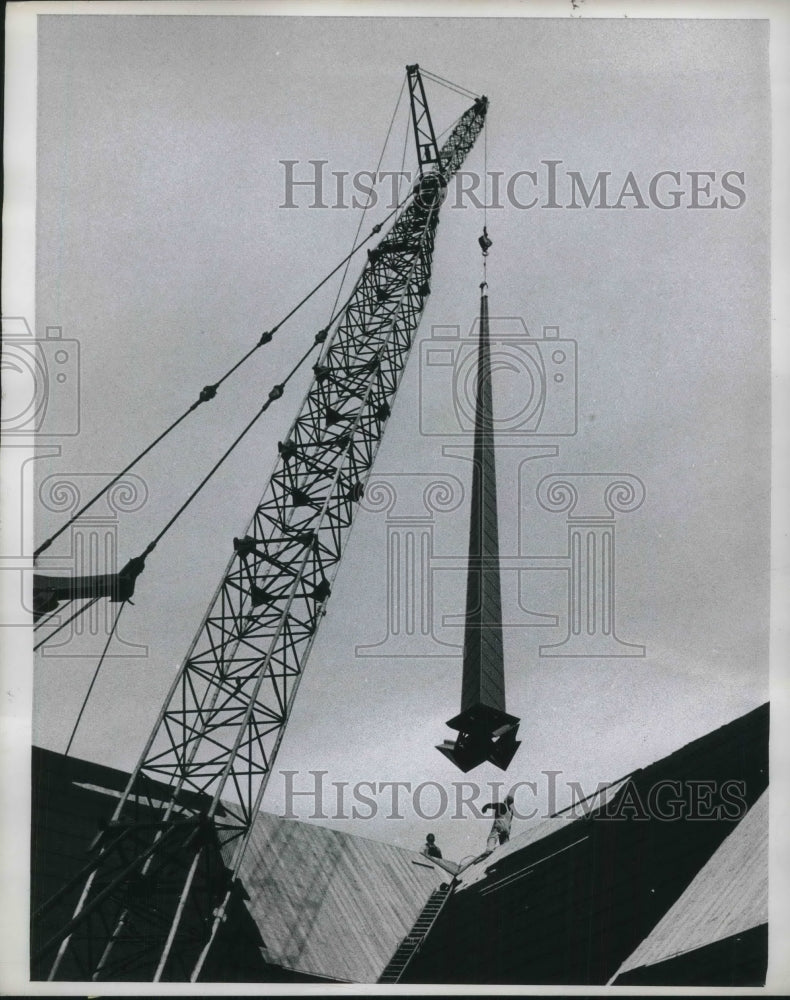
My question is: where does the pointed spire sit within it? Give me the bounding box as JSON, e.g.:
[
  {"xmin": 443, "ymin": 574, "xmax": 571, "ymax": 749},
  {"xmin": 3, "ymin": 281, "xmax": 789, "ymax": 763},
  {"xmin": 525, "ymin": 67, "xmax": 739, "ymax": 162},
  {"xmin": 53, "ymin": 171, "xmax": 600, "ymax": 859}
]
[
  {"xmin": 436, "ymin": 282, "xmax": 521, "ymax": 773},
  {"xmin": 460, "ymin": 287, "xmax": 504, "ymax": 714}
]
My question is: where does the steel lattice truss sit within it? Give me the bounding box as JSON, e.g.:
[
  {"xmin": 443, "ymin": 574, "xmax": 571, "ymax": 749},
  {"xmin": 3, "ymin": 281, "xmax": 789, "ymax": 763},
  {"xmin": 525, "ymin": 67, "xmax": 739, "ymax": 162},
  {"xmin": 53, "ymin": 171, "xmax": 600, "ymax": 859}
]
[{"xmin": 40, "ymin": 80, "xmax": 488, "ymax": 983}]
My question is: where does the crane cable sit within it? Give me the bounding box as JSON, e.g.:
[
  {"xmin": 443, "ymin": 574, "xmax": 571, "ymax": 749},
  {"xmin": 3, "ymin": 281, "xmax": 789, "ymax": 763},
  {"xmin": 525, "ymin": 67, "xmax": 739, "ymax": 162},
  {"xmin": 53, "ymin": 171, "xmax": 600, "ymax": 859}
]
[
  {"xmin": 327, "ymin": 74, "xmax": 407, "ymax": 326},
  {"xmin": 397, "ymin": 92, "xmax": 411, "ymax": 206},
  {"xmin": 33, "ymin": 71, "xmax": 463, "ymax": 650},
  {"xmin": 420, "ymin": 68, "xmax": 480, "ymax": 100},
  {"xmin": 33, "ymin": 199, "xmax": 407, "ymax": 563},
  {"xmin": 64, "ymin": 600, "xmax": 127, "ymax": 756},
  {"xmin": 32, "ymin": 267, "xmax": 370, "ymax": 653},
  {"xmin": 482, "ymin": 114, "xmax": 490, "ymax": 286},
  {"xmin": 40, "ymin": 73, "xmax": 422, "ymax": 713},
  {"xmin": 484, "ymin": 113, "xmax": 488, "ymax": 232},
  {"xmin": 33, "ymin": 71, "xmax": 446, "ymax": 562},
  {"xmin": 33, "ymin": 598, "xmax": 101, "ymax": 652}
]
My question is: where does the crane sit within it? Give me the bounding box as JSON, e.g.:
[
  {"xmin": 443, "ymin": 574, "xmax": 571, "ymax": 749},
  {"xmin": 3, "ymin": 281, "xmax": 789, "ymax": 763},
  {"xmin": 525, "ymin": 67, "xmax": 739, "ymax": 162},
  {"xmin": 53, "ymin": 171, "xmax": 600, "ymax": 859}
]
[{"xmin": 33, "ymin": 65, "xmax": 489, "ymax": 982}]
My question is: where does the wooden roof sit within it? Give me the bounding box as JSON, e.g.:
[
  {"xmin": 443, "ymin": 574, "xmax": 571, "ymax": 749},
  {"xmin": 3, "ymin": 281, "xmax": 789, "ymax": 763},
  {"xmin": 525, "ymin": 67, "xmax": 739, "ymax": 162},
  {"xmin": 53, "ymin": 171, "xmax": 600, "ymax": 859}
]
[
  {"xmin": 31, "ymin": 746, "xmax": 442, "ymax": 984},
  {"xmin": 612, "ymin": 790, "xmax": 768, "ymax": 980},
  {"xmin": 236, "ymin": 811, "xmax": 444, "ymax": 982}
]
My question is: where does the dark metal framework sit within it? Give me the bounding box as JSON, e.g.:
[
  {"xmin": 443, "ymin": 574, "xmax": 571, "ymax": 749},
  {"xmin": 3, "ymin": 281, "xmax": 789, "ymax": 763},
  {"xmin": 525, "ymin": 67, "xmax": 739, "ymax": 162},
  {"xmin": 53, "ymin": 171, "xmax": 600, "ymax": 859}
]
[
  {"xmin": 38, "ymin": 70, "xmax": 488, "ymax": 983},
  {"xmin": 406, "ymin": 63, "xmax": 440, "ymax": 172}
]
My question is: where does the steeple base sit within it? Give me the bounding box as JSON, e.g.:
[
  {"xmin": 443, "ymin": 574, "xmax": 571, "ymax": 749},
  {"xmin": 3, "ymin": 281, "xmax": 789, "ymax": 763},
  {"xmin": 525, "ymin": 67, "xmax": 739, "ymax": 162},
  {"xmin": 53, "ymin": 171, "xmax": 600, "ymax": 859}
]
[{"xmin": 436, "ymin": 703, "xmax": 521, "ymax": 773}]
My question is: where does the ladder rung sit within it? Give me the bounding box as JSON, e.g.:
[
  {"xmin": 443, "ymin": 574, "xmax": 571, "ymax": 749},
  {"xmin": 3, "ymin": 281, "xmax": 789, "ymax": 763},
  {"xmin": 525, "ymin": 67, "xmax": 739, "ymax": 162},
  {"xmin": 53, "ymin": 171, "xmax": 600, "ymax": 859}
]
[{"xmin": 379, "ymin": 881, "xmax": 453, "ymax": 984}]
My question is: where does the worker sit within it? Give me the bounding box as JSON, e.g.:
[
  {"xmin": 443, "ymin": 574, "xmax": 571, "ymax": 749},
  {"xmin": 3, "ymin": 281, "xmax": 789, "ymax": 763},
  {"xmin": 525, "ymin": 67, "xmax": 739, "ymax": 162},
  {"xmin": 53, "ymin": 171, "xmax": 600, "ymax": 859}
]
[
  {"xmin": 482, "ymin": 794, "xmax": 515, "ymax": 852},
  {"xmin": 422, "ymin": 833, "xmax": 442, "ymax": 859}
]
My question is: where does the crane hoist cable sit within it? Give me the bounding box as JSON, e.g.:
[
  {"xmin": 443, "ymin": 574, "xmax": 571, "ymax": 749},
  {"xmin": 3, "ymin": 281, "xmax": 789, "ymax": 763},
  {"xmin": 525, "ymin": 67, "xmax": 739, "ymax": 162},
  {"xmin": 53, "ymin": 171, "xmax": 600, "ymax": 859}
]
[
  {"xmin": 397, "ymin": 95, "xmax": 411, "ymax": 205},
  {"xmin": 481, "ymin": 113, "xmax": 491, "ymax": 284}
]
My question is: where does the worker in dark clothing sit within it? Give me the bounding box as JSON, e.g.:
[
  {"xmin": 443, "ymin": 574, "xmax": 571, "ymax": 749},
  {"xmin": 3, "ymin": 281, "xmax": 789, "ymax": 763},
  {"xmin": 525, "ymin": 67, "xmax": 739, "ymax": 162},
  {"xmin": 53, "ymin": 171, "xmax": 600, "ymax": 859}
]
[
  {"xmin": 422, "ymin": 833, "xmax": 442, "ymax": 859},
  {"xmin": 482, "ymin": 794, "xmax": 515, "ymax": 852}
]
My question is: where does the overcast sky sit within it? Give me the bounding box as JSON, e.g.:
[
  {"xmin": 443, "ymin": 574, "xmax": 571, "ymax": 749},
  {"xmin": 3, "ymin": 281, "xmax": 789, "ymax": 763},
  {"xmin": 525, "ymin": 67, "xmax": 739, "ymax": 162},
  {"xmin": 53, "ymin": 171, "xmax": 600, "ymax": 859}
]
[{"xmin": 26, "ymin": 11, "xmax": 771, "ymax": 864}]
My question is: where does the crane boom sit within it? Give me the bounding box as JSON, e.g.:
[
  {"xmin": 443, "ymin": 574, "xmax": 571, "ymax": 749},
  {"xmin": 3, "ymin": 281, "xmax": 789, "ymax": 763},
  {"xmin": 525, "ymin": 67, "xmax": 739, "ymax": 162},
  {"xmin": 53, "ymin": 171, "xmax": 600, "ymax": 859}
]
[{"xmin": 37, "ymin": 68, "xmax": 488, "ymax": 983}]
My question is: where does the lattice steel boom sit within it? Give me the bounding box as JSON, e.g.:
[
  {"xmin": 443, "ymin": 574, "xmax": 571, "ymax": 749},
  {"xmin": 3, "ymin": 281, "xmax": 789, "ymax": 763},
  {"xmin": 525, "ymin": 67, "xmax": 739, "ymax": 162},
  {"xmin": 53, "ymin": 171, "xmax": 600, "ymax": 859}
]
[{"xmin": 38, "ymin": 67, "xmax": 488, "ymax": 982}]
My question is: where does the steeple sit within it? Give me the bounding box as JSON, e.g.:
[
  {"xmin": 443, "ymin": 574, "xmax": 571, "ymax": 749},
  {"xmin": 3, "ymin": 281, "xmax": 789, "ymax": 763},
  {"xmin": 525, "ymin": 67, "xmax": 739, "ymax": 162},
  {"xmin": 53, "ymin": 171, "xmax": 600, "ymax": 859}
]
[{"xmin": 436, "ymin": 268, "xmax": 521, "ymax": 773}]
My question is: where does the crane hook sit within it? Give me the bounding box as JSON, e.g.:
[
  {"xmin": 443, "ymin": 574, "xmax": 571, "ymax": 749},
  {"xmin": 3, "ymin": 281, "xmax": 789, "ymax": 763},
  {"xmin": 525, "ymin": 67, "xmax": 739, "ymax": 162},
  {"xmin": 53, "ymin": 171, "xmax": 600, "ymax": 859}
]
[{"xmin": 478, "ymin": 226, "xmax": 492, "ymax": 256}]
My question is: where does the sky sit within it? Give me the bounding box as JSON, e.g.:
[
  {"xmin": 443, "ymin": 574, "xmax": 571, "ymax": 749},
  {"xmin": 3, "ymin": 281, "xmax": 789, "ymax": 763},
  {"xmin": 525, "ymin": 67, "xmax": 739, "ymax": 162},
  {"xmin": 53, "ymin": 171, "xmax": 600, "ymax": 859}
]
[{"xmin": 12, "ymin": 9, "xmax": 776, "ymax": 870}]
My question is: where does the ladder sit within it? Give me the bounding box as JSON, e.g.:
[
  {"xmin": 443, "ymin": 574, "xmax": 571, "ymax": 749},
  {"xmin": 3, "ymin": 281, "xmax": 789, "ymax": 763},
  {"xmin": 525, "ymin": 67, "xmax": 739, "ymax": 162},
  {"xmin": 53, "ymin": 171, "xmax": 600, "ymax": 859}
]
[{"xmin": 378, "ymin": 882, "xmax": 453, "ymax": 984}]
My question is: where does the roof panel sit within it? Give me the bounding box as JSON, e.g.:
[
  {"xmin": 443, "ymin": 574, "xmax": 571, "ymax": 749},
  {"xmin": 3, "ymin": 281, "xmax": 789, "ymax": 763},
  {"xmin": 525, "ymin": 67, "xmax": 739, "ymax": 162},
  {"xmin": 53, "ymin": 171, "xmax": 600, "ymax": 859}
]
[
  {"xmin": 454, "ymin": 774, "xmax": 633, "ymax": 890},
  {"xmin": 613, "ymin": 790, "xmax": 768, "ymax": 979},
  {"xmin": 237, "ymin": 811, "xmax": 443, "ymax": 982}
]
